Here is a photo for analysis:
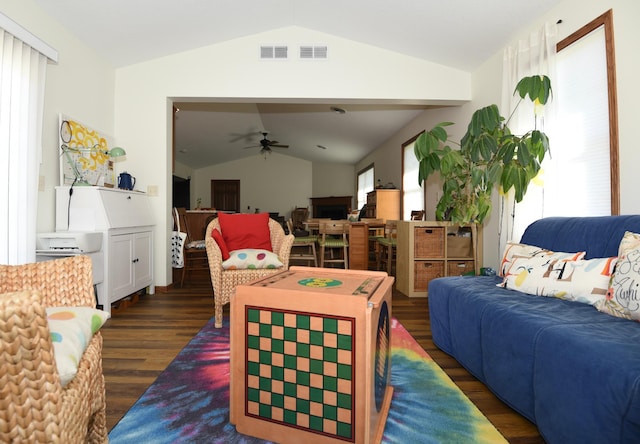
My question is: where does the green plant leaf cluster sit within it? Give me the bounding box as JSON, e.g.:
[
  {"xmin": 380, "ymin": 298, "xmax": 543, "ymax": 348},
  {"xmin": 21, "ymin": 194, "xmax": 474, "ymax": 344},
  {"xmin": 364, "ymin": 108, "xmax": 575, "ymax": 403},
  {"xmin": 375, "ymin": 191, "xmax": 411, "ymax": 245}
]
[{"xmin": 414, "ymin": 75, "xmax": 552, "ymax": 225}]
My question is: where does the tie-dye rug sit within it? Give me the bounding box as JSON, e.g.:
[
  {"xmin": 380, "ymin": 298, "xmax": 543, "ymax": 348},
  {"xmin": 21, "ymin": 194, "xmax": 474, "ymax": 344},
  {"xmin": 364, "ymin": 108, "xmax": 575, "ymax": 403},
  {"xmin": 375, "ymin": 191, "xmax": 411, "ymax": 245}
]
[{"xmin": 109, "ymin": 317, "xmax": 506, "ymax": 443}]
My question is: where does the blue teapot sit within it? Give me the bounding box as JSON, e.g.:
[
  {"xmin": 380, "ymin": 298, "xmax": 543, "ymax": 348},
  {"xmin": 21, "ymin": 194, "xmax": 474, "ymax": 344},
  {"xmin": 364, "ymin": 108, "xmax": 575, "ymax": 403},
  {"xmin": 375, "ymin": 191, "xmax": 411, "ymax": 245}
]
[{"xmin": 118, "ymin": 172, "xmax": 136, "ymax": 190}]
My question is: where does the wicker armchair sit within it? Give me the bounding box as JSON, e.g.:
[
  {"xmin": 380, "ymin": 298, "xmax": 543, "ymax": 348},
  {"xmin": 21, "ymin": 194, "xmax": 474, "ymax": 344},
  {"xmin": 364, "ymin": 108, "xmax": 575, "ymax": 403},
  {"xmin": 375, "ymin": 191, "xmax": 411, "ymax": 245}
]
[
  {"xmin": 206, "ymin": 217, "xmax": 294, "ymax": 328},
  {"xmin": 0, "ymin": 256, "xmax": 107, "ymax": 443}
]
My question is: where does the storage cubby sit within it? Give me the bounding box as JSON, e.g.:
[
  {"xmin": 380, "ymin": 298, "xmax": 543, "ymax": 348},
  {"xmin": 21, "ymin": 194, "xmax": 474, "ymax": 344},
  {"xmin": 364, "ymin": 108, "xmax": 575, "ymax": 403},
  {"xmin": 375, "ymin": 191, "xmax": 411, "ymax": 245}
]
[{"xmin": 396, "ymin": 221, "xmax": 482, "ymax": 297}]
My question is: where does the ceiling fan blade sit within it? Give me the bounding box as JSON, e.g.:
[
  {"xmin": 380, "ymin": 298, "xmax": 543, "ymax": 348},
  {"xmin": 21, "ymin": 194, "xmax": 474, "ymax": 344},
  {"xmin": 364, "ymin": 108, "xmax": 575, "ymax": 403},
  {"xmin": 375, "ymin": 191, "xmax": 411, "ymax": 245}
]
[
  {"xmin": 271, "ymin": 144, "xmax": 289, "ymax": 148},
  {"xmin": 243, "ymin": 145, "xmax": 260, "ymax": 149}
]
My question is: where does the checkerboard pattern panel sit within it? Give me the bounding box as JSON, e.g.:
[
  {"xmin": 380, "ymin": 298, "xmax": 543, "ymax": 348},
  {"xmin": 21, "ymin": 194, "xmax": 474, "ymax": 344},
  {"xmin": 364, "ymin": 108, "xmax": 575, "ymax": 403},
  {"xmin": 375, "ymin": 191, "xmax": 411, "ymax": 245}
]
[{"xmin": 245, "ymin": 307, "xmax": 355, "ymax": 441}]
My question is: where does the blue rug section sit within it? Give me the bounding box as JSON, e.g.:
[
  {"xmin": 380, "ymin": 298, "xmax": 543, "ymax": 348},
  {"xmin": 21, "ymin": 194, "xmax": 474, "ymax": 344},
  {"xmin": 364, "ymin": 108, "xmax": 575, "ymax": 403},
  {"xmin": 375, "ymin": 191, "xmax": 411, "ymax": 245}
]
[{"xmin": 109, "ymin": 318, "xmax": 506, "ymax": 443}]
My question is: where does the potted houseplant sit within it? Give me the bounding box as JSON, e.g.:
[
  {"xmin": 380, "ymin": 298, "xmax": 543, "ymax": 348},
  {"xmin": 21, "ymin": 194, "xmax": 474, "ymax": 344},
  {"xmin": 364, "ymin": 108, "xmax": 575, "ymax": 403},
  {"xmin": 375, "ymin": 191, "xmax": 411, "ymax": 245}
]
[{"xmin": 414, "ymin": 75, "xmax": 552, "ymax": 225}]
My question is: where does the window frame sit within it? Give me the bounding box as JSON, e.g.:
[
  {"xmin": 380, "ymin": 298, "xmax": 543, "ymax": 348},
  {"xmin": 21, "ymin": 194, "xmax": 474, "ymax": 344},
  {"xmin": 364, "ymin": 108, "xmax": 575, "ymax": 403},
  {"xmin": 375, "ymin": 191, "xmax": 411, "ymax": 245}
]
[
  {"xmin": 556, "ymin": 9, "xmax": 619, "ymax": 214},
  {"xmin": 356, "ymin": 163, "xmax": 375, "ymax": 212},
  {"xmin": 401, "ymin": 132, "xmax": 425, "ymax": 220}
]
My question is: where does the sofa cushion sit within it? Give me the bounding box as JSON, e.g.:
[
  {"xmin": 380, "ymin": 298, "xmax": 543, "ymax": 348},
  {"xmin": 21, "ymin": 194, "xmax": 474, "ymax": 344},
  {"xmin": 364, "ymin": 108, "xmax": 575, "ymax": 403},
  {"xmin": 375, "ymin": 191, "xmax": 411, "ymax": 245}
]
[
  {"xmin": 47, "ymin": 306, "xmax": 110, "ymax": 387},
  {"xmin": 501, "ymin": 255, "xmax": 616, "ymax": 306},
  {"xmin": 218, "ymin": 212, "xmax": 272, "ymax": 252}
]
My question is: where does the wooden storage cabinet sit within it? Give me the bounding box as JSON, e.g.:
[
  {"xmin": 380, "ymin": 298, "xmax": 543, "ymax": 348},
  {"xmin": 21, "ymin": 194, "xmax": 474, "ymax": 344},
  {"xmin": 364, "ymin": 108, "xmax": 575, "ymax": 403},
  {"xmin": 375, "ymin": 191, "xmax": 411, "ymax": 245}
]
[
  {"xmin": 396, "ymin": 221, "xmax": 482, "ymax": 297},
  {"xmin": 109, "ymin": 230, "xmax": 153, "ymax": 301},
  {"xmin": 365, "ymin": 190, "xmax": 400, "ymax": 221}
]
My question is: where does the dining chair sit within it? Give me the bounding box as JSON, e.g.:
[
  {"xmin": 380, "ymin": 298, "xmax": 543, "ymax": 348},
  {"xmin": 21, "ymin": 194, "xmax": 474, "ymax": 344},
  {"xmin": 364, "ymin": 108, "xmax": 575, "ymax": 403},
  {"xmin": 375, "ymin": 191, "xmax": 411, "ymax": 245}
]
[
  {"xmin": 376, "ymin": 220, "xmax": 398, "ymax": 275},
  {"xmin": 287, "ymin": 219, "xmax": 318, "ymax": 267},
  {"xmin": 176, "ymin": 207, "xmax": 210, "ymax": 287},
  {"xmin": 318, "ymin": 220, "xmax": 350, "ymax": 268}
]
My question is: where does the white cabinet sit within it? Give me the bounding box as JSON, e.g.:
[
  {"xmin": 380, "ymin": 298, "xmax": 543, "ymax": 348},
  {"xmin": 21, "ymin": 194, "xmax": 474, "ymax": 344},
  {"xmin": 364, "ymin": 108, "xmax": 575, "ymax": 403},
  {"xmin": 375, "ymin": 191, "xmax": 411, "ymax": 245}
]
[
  {"xmin": 55, "ymin": 186, "xmax": 155, "ymax": 313},
  {"xmin": 109, "ymin": 230, "xmax": 153, "ymax": 301}
]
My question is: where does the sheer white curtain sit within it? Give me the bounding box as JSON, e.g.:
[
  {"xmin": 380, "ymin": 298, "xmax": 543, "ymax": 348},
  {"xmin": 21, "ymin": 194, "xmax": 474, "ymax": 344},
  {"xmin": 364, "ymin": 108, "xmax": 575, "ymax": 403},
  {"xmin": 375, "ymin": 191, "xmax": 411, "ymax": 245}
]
[
  {"xmin": 499, "ymin": 22, "xmax": 558, "ymax": 250},
  {"xmin": 0, "ymin": 14, "xmax": 57, "ymax": 264}
]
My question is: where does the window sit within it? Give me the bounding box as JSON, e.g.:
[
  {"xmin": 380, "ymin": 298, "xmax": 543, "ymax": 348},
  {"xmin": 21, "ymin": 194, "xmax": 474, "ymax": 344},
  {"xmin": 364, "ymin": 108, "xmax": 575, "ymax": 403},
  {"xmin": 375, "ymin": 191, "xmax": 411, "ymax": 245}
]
[
  {"xmin": 356, "ymin": 165, "xmax": 374, "ymax": 211},
  {"xmin": 402, "ymin": 135, "xmax": 424, "ymax": 220},
  {"xmin": 546, "ymin": 10, "xmax": 618, "ymax": 216}
]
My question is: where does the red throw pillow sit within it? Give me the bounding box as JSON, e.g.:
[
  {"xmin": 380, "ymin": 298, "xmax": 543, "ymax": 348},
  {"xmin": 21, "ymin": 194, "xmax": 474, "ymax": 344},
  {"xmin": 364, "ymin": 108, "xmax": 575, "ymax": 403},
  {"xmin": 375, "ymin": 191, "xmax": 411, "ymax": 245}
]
[
  {"xmin": 218, "ymin": 212, "xmax": 272, "ymax": 252},
  {"xmin": 211, "ymin": 228, "xmax": 230, "ymax": 260}
]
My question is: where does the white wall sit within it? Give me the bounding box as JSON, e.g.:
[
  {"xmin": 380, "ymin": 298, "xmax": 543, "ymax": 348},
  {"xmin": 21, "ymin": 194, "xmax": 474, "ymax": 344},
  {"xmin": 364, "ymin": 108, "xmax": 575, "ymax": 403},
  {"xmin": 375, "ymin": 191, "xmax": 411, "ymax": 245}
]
[
  {"xmin": 0, "ymin": 0, "xmax": 115, "ymax": 234},
  {"xmin": 312, "ymin": 163, "xmax": 356, "ymax": 210},
  {"xmin": 113, "ymin": 26, "xmax": 471, "ymax": 287},
  {"xmin": 193, "ymin": 152, "xmax": 313, "ymax": 220}
]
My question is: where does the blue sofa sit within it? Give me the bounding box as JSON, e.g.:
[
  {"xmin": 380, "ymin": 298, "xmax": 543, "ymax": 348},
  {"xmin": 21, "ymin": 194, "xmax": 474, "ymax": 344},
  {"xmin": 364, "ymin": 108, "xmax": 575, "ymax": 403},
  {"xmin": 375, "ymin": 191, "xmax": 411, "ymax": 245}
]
[{"xmin": 429, "ymin": 216, "xmax": 640, "ymax": 444}]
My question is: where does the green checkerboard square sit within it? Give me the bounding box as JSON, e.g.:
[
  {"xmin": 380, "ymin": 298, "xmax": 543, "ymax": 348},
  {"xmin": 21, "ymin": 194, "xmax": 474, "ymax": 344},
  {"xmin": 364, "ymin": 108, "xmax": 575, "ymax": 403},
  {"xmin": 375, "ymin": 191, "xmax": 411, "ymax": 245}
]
[
  {"xmin": 296, "ymin": 398, "xmax": 310, "ymax": 414},
  {"xmin": 271, "ymin": 366, "xmax": 284, "ymax": 381},
  {"xmin": 309, "ymin": 330, "xmax": 323, "ymax": 346},
  {"xmin": 337, "ymin": 393, "xmax": 352, "ymax": 409},
  {"xmin": 323, "ymin": 404, "xmax": 337, "ymax": 421},
  {"xmin": 324, "ymin": 347, "xmax": 337, "ymax": 362},
  {"xmin": 296, "ymin": 370, "xmax": 310, "ymax": 386},
  {"xmin": 284, "ymin": 327, "xmax": 297, "ymax": 342},
  {"xmin": 284, "ymin": 354, "xmax": 297, "ymax": 369},
  {"xmin": 247, "ymin": 361, "xmax": 260, "ymax": 376},
  {"xmin": 309, "ymin": 387, "xmax": 323, "ymax": 403},
  {"xmin": 309, "ymin": 358, "xmax": 323, "ymax": 374},
  {"xmin": 247, "ymin": 308, "xmax": 260, "ymax": 323},
  {"xmin": 337, "ymin": 422, "xmax": 352, "ymax": 439},
  {"xmin": 323, "ymin": 375, "xmax": 337, "ymax": 391},
  {"xmin": 247, "ymin": 387, "xmax": 259, "ymax": 403},
  {"xmin": 247, "ymin": 335, "xmax": 260, "ymax": 350},
  {"xmin": 271, "ymin": 311, "xmax": 284, "ymax": 326},
  {"xmin": 259, "ymin": 350, "xmax": 271, "ymax": 365},
  {"xmin": 337, "ymin": 363, "xmax": 351, "ymax": 380},
  {"xmin": 283, "ymin": 409, "xmax": 297, "ymax": 425},
  {"xmin": 309, "ymin": 415, "xmax": 323, "ymax": 432},
  {"xmin": 271, "ymin": 393, "xmax": 284, "ymax": 408},
  {"xmin": 323, "ymin": 318, "xmax": 337, "ymax": 333},
  {"xmin": 271, "ymin": 339, "xmax": 284, "ymax": 354},
  {"xmin": 259, "ymin": 376, "xmax": 271, "ymax": 391},
  {"xmin": 297, "ymin": 342, "xmax": 310, "ymax": 357},
  {"xmin": 296, "ymin": 314, "xmax": 310, "ymax": 330},
  {"xmin": 259, "ymin": 323, "xmax": 272, "ymax": 338},
  {"xmin": 337, "ymin": 334, "xmax": 352, "ymax": 350},
  {"xmin": 284, "ymin": 382, "xmax": 297, "ymax": 397},
  {"xmin": 259, "ymin": 403, "xmax": 272, "ymax": 419}
]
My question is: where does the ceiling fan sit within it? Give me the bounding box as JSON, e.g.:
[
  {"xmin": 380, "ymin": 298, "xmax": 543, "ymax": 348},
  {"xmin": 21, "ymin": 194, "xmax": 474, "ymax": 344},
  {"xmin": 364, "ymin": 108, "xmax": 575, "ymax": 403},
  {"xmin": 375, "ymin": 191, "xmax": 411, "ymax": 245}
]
[{"xmin": 244, "ymin": 131, "xmax": 289, "ymax": 156}]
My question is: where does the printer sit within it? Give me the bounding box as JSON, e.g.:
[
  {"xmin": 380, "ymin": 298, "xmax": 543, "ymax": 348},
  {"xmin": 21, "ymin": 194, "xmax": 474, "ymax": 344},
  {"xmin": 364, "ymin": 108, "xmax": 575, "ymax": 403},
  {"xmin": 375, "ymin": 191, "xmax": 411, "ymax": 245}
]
[{"xmin": 36, "ymin": 232, "xmax": 104, "ymax": 288}]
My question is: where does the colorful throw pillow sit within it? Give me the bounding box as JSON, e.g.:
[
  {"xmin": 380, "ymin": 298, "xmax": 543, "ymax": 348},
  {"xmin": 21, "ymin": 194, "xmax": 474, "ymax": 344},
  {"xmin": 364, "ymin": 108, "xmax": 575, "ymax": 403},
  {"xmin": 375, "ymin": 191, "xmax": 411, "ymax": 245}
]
[
  {"xmin": 499, "ymin": 241, "xmax": 585, "ymax": 276},
  {"xmin": 222, "ymin": 249, "xmax": 283, "ymax": 270},
  {"xmin": 46, "ymin": 306, "xmax": 110, "ymax": 387},
  {"xmin": 218, "ymin": 212, "xmax": 272, "ymax": 252},
  {"xmin": 211, "ymin": 228, "xmax": 230, "ymax": 260},
  {"xmin": 597, "ymin": 246, "xmax": 640, "ymax": 321},
  {"xmin": 617, "ymin": 231, "xmax": 640, "ymax": 257},
  {"xmin": 501, "ymin": 255, "xmax": 616, "ymax": 306}
]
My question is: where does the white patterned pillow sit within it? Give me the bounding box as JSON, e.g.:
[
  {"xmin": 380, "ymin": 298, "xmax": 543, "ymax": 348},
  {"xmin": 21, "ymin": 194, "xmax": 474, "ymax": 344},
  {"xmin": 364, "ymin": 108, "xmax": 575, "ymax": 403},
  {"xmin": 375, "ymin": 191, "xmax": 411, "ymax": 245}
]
[
  {"xmin": 47, "ymin": 306, "xmax": 110, "ymax": 387},
  {"xmin": 597, "ymin": 246, "xmax": 640, "ymax": 321},
  {"xmin": 502, "ymin": 255, "xmax": 616, "ymax": 305},
  {"xmin": 222, "ymin": 249, "xmax": 283, "ymax": 270},
  {"xmin": 499, "ymin": 241, "xmax": 586, "ymax": 277},
  {"xmin": 617, "ymin": 231, "xmax": 640, "ymax": 257}
]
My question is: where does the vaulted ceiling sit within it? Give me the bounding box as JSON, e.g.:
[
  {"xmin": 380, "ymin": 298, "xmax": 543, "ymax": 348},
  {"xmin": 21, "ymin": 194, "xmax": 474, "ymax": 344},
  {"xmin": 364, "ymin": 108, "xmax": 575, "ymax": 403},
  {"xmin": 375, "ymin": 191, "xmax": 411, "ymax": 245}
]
[{"xmin": 34, "ymin": 0, "xmax": 563, "ymax": 168}]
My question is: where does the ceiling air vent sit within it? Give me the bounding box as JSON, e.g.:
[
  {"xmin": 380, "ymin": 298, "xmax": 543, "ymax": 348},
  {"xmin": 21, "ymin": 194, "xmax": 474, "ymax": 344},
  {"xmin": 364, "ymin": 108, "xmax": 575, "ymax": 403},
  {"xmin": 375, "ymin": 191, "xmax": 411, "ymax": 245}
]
[
  {"xmin": 299, "ymin": 45, "xmax": 328, "ymax": 59},
  {"xmin": 260, "ymin": 45, "xmax": 288, "ymax": 59}
]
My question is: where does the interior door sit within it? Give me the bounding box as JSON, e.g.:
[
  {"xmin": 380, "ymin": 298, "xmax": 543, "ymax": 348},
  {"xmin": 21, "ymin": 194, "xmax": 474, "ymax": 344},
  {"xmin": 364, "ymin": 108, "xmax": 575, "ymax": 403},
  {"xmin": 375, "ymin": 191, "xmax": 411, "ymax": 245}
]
[{"xmin": 211, "ymin": 180, "xmax": 240, "ymax": 212}]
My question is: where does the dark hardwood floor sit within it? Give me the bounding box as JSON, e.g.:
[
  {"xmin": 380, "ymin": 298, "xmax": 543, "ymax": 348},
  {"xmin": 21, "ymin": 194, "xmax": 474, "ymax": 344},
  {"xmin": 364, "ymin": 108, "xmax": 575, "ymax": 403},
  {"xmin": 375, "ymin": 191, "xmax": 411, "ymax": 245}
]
[{"xmin": 101, "ymin": 272, "xmax": 544, "ymax": 443}]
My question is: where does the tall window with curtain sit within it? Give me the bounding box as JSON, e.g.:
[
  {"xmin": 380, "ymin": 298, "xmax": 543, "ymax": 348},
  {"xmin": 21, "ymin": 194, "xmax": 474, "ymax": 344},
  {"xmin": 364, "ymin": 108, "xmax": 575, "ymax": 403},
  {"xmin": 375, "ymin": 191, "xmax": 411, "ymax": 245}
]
[
  {"xmin": 402, "ymin": 135, "xmax": 424, "ymax": 220},
  {"xmin": 356, "ymin": 165, "xmax": 374, "ymax": 211},
  {"xmin": 503, "ymin": 11, "xmax": 618, "ymax": 247},
  {"xmin": 0, "ymin": 13, "xmax": 57, "ymax": 264}
]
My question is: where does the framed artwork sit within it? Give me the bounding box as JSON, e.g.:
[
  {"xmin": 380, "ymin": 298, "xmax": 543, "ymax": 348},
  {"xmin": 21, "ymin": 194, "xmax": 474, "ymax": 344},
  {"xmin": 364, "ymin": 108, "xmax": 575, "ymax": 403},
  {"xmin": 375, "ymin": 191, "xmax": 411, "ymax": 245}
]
[{"xmin": 59, "ymin": 113, "xmax": 115, "ymax": 187}]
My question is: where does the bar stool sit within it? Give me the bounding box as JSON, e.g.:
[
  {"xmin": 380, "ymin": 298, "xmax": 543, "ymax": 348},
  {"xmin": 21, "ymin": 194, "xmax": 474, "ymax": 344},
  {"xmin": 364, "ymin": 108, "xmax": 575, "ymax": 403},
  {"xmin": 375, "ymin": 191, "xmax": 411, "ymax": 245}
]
[
  {"xmin": 318, "ymin": 221, "xmax": 349, "ymax": 268},
  {"xmin": 287, "ymin": 219, "xmax": 318, "ymax": 267}
]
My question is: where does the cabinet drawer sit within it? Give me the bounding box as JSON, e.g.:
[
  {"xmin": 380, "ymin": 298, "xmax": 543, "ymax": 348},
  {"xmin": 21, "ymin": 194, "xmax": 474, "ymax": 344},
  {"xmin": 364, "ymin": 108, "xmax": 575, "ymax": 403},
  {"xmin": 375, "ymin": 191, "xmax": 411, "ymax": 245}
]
[
  {"xmin": 414, "ymin": 227, "xmax": 444, "ymax": 257},
  {"xmin": 413, "ymin": 261, "xmax": 444, "ymax": 291},
  {"xmin": 447, "ymin": 260, "xmax": 475, "ymax": 276}
]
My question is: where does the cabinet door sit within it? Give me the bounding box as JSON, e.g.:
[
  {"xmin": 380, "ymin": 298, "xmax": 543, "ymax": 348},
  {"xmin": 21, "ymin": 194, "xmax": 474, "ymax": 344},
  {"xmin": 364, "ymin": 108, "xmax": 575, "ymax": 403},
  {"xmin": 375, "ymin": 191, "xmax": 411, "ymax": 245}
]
[
  {"xmin": 110, "ymin": 234, "xmax": 135, "ymax": 299},
  {"xmin": 134, "ymin": 231, "xmax": 153, "ymax": 288}
]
